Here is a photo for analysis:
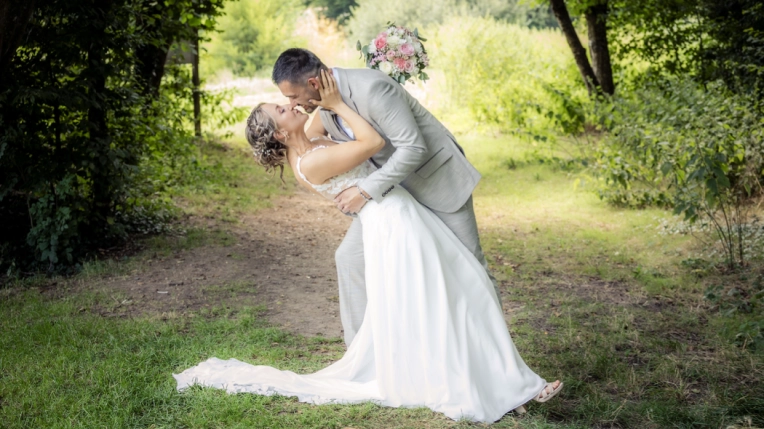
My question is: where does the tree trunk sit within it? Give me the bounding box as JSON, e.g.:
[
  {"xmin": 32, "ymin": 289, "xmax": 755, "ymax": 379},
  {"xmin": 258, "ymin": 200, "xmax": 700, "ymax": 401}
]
[
  {"xmin": 192, "ymin": 29, "xmax": 201, "ymax": 137},
  {"xmin": 87, "ymin": 0, "xmax": 115, "ymax": 226},
  {"xmin": 549, "ymin": 0, "xmax": 600, "ymax": 95},
  {"xmin": 585, "ymin": 1, "xmax": 614, "ymax": 95},
  {"xmin": 88, "ymin": 42, "xmax": 111, "ymax": 225},
  {"xmin": 134, "ymin": 0, "xmax": 174, "ymax": 99},
  {"xmin": 136, "ymin": 39, "xmax": 173, "ymax": 98}
]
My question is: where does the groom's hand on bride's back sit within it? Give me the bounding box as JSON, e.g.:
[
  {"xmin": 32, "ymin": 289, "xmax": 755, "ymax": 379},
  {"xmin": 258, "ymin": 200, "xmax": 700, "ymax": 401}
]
[{"xmin": 335, "ymin": 186, "xmax": 370, "ymax": 215}]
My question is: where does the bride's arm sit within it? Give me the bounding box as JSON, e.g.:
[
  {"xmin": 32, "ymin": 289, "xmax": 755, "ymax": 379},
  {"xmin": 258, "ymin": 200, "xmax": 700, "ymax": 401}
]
[{"xmin": 299, "ymin": 69, "xmax": 385, "ymax": 185}]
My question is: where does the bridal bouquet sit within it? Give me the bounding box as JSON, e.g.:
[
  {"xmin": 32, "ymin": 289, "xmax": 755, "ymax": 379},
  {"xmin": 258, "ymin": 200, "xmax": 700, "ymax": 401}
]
[{"xmin": 357, "ymin": 24, "xmax": 429, "ymax": 84}]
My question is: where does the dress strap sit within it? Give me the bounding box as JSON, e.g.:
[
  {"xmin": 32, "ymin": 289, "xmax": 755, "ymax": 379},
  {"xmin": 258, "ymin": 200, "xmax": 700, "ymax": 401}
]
[{"xmin": 296, "ymin": 145, "xmax": 328, "ymax": 186}]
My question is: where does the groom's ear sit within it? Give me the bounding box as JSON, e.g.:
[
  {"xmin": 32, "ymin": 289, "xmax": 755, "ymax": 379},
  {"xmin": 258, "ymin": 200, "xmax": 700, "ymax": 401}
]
[{"xmin": 306, "ymin": 76, "xmax": 320, "ymax": 91}]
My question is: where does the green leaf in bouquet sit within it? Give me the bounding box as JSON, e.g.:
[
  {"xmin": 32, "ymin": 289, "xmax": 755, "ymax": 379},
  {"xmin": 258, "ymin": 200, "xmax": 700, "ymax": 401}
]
[
  {"xmin": 398, "ymin": 75, "xmax": 407, "ymax": 84},
  {"xmin": 419, "ymin": 71, "xmax": 429, "ymax": 82},
  {"xmin": 356, "ymin": 40, "xmax": 362, "ymax": 51},
  {"xmin": 361, "ymin": 45, "xmax": 369, "ymax": 56}
]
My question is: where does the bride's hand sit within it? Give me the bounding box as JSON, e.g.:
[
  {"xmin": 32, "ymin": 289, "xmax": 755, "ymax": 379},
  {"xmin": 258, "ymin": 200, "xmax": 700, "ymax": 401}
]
[{"xmin": 309, "ymin": 69, "xmax": 344, "ymax": 112}]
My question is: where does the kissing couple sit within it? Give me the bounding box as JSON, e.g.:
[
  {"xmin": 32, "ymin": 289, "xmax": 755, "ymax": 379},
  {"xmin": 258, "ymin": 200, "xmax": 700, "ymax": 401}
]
[{"xmin": 174, "ymin": 48, "xmax": 563, "ymax": 423}]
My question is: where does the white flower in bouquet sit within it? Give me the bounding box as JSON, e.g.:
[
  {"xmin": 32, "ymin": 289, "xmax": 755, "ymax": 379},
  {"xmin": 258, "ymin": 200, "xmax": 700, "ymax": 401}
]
[{"xmin": 386, "ymin": 35, "xmax": 401, "ymax": 48}]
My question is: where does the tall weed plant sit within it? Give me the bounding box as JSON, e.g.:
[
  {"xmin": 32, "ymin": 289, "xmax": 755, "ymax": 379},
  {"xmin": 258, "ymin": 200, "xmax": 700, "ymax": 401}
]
[{"xmin": 427, "ymin": 16, "xmax": 588, "ymax": 140}]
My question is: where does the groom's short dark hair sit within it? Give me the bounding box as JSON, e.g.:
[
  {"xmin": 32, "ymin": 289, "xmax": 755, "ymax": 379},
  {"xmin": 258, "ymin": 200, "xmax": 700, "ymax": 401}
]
[{"xmin": 272, "ymin": 48, "xmax": 327, "ymax": 86}]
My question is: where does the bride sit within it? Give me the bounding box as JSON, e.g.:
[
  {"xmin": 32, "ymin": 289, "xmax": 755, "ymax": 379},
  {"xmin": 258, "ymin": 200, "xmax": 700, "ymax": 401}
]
[{"xmin": 173, "ymin": 70, "xmax": 562, "ymax": 423}]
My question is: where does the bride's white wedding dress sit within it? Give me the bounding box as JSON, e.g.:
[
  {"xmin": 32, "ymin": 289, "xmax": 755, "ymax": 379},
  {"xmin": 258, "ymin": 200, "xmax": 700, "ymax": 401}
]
[{"xmin": 173, "ymin": 145, "xmax": 546, "ymax": 423}]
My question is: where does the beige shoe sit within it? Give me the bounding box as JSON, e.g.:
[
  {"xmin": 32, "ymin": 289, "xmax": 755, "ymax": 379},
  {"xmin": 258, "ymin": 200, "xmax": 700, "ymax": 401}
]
[{"xmin": 535, "ymin": 381, "xmax": 563, "ymax": 403}]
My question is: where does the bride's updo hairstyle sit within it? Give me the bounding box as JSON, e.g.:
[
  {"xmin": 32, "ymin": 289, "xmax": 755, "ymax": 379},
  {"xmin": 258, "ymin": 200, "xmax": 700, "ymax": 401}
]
[{"xmin": 245, "ymin": 103, "xmax": 287, "ymax": 179}]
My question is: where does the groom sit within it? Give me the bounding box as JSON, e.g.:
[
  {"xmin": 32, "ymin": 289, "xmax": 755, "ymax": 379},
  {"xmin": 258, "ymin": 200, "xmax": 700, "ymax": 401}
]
[{"xmin": 272, "ymin": 48, "xmax": 499, "ymax": 345}]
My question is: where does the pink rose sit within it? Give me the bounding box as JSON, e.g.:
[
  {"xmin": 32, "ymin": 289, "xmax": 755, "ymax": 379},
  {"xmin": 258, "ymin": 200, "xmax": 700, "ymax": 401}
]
[
  {"xmin": 386, "ymin": 50, "xmax": 396, "ymax": 61},
  {"xmin": 404, "ymin": 58, "xmax": 417, "ymax": 73},
  {"xmin": 394, "ymin": 57, "xmax": 407, "ymax": 70},
  {"xmin": 399, "ymin": 43, "xmax": 415, "ymax": 56},
  {"xmin": 374, "ymin": 35, "xmax": 387, "ymax": 50}
]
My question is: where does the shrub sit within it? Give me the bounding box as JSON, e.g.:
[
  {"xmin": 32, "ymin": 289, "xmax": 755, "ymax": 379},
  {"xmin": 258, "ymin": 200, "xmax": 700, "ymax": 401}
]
[{"xmin": 592, "ymin": 78, "xmax": 764, "ymax": 268}]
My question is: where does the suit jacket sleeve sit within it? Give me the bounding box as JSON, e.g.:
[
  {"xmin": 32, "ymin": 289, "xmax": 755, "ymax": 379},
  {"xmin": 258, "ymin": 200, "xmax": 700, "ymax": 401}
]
[{"xmin": 357, "ymin": 79, "xmax": 428, "ymax": 201}]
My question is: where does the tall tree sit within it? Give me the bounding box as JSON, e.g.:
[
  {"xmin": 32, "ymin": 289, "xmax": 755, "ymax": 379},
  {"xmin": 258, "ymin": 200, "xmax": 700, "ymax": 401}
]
[
  {"xmin": 548, "ymin": 0, "xmax": 614, "ymax": 95},
  {"xmin": 134, "ymin": 0, "xmax": 223, "ymax": 98},
  {"xmin": 549, "ymin": 0, "xmax": 600, "ymax": 94},
  {"xmin": 585, "ymin": 2, "xmax": 614, "ymax": 94}
]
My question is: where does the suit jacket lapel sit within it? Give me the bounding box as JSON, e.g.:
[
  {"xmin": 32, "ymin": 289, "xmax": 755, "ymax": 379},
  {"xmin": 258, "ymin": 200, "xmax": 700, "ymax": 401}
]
[
  {"xmin": 318, "ymin": 69, "xmax": 358, "ymax": 142},
  {"xmin": 319, "ymin": 108, "xmax": 345, "ymax": 141},
  {"xmin": 336, "ymin": 68, "xmax": 357, "ymax": 112}
]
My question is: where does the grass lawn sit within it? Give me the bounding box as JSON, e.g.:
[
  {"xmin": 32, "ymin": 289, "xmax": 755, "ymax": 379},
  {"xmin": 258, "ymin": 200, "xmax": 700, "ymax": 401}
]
[{"xmin": 1, "ymin": 134, "xmax": 762, "ymax": 428}]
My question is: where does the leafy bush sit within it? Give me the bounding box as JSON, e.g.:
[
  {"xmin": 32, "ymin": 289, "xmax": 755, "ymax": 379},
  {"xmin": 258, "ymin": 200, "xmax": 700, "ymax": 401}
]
[
  {"xmin": 592, "ymin": 78, "xmax": 764, "ymax": 268},
  {"xmin": 202, "ymin": 0, "xmax": 306, "ymax": 77},
  {"xmin": 427, "ymin": 16, "xmax": 589, "ymax": 139}
]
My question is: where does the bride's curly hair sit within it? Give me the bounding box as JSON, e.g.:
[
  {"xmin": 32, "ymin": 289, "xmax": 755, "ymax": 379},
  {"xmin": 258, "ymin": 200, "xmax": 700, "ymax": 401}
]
[{"xmin": 245, "ymin": 103, "xmax": 287, "ymax": 180}]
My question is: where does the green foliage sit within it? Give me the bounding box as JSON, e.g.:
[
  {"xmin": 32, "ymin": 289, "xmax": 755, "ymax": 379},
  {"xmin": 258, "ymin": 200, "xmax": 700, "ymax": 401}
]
[
  {"xmin": 609, "ymin": 0, "xmax": 764, "ymax": 93},
  {"xmin": 202, "ymin": 0, "xmax": 306, "ymax": 77},
  {"xmin": 592, "ymin": 78, "xmax": 764, "ymax": 268},
  {"xmin": 0, "ymin": 0, "xmax": 226, "ymax": 273},
  {"xmin": 347, "ymin": 0, "xmax": 556, "ymax": 45},
  {"xmin": 429, "ymin": 16, "xmax": 589, "ymax": 139}
]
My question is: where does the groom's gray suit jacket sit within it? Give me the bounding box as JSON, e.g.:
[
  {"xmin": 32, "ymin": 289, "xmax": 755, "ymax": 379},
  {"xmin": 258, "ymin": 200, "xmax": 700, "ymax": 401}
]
[{"xmin": 319, "ymin": 68, "xmax": 481, "ymax": 214}]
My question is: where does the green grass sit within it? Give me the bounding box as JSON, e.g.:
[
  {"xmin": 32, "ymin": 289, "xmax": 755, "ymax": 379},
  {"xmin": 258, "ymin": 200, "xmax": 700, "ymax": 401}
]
[
  {"xmin": 169, "ymin": 140, "xmax": 295, "ymax": 223},
  {"xmin": 2, "ymin": 133, "xmax": 763, "ymax": 428}
]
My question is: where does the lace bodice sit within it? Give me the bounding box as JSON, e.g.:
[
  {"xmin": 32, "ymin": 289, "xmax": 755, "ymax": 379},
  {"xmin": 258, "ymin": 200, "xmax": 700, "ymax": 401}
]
[{"xmin": 296, "ymin": 144, "xmax": 377, "ymax": 200}]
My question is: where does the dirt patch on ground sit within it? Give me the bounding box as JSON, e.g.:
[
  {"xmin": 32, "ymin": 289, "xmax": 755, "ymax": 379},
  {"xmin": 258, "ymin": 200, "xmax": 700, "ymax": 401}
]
[{"xmin": 72, "ymin": 188, "xmax": 353, "ymax": 338}]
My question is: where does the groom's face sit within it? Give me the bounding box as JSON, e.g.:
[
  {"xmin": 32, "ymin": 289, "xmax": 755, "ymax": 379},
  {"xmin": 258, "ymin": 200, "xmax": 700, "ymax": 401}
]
[{"xmin": 278, "ymin": 77, "xmax": 321, "ymax": 114}]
